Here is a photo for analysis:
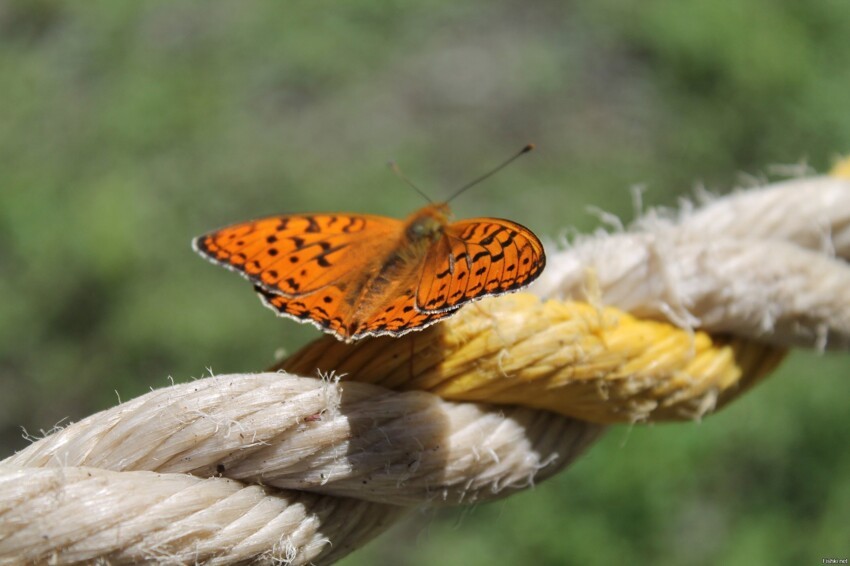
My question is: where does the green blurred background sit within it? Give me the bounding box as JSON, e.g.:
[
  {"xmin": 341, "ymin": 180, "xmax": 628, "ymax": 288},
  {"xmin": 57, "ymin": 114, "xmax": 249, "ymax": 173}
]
[{"xmin": 1, "ymin": 1, "xmax": 848, "ymax": 564}]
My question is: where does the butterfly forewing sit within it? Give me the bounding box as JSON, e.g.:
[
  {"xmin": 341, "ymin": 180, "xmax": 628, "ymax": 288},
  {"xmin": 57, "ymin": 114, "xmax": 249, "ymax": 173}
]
[
  {"xmin": 416, "ymin": 218, "xmax": 546, "ymax": 313},
  {"xmin": 194, "ymin": 213, "xmax": 402, "ymax": 297}
]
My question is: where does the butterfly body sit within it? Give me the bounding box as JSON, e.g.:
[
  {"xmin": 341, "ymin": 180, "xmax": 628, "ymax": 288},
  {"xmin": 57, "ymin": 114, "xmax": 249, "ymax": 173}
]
[{"xmin": 194, "ymin": 202, "xmax": 545, "ymax": 342}]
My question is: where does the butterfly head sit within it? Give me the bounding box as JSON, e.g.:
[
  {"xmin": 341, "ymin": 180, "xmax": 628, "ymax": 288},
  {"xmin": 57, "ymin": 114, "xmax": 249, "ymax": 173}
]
[{"xmin": 405, "ymin": 203, "xmax": 451, "ymax": 243}]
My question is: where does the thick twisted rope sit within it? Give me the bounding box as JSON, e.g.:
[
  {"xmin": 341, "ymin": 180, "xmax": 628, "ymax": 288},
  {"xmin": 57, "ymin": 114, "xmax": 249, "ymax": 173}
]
[
  {"xmin": 279, "ymin": 295, "xmax": 786, "ymax": 423},
  {"xmin": 4, "ymin": 376, "xmax": 601, "ymax": 507},
  {"xmin": 2, "ymin": 376, "xmax": 601, "ymax": 563},
  {"xmin": 534, "ymin": 174, "xmax": 850, "ymax": 349},
  {"xmin": 2, "ymin": 168, "xmax": 848, "ymax": 564}
]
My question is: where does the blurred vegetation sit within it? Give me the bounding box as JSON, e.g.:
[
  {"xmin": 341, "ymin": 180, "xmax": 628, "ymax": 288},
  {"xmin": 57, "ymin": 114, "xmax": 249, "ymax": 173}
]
[{"xmin": 1, "ymin": 1, "xmax": 848, "ymax": 564}]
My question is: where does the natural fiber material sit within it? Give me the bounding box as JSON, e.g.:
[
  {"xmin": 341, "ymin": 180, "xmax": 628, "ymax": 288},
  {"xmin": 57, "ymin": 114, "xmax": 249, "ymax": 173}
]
[
  {"xmin": 831, "ymin": 155, "xmax": 850, "ymax": 179},
  {"xmin": 0, "ymin": 467, "xmax": 400, "ymax": 565},
  {"xmin": 533, "ymin": 176, "xmax": 850, "ymax": 349},
  {"xmin": 3, "ymin": 171, "xmax": 848, "ymax": 564},
  {"xmin": 1, "ymin": 375, "xmax": 600, "ymax": 563},
  {"xmin": 279, "ymin": 293, "xmax": 785, "ymax": 423},
  {"xmin": 4, "ymin": 375, "xmax": 600, "ymax": 507}
]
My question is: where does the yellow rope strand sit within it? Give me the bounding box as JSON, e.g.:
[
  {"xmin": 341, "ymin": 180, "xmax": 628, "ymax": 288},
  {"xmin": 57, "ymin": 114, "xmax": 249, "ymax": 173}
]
[
  {"xmin": 277, "ymin": 293, "xmax": 785, "ymax": 424},
  {"xmin": 830, "ymin": 154, "xmax": 850, "ymax": 178}
]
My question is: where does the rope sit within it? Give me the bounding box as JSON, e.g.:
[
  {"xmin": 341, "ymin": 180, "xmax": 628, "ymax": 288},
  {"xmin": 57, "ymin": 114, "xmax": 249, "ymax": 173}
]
[
  {"xmin": 4, "ymin": 376, "xmax": 601, "ymax": 507},
  {"xmin": 2, "ymin": 169, "xmax": 848, "ymax": 564},
  {"xmin": 1, "ymin": 467, "xmax": 402, "ymax": 565},
  {"xmin": 1, "ymin": 376, "xmax": 601, "ymax": 563},
  {"xmin": 533, "ymin": 175, "xmax": 850, "ymax": 349},
  {"xmin": 278, "ymin": 295, "xmax": 785, "ymax": 423}
]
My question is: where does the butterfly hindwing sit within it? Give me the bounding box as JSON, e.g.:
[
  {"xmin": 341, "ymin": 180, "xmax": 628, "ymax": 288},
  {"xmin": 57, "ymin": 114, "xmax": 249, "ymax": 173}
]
[
  {"xmin": 256, "ymin": 285, "xmax": 456, "ymax": 341},
  {"xmin": 254, "ymin": 284, "xmax": 351, "ymax": 337},
  {"xmin": 416, "ymin": 218, "xmax": 546, "ymax": 312},
  {"xmin": 353, "ymin": 291, "xmax": 459, "ymax": 339}
]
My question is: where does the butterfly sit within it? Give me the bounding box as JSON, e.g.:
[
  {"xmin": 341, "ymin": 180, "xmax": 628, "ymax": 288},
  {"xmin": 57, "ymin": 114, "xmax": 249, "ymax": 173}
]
[
  {"xmin": 193, "ymin": 204, "xmax": 545, "ymax": 342},
  {"xmin": 193, "ymin": 147, "xmax": 545, "ymax": 342}
]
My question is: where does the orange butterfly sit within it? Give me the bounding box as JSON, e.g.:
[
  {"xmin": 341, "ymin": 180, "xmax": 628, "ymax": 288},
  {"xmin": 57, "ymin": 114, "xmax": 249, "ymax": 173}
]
[{"xmin": 193, "ymin": 149, "xmax": 546, "ymax": 342}]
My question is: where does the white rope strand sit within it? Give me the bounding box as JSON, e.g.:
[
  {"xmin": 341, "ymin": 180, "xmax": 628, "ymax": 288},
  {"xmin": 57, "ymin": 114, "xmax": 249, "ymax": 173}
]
[
  {"xmin": 533, "ymin": 176, "xmax": 850, "ymax": 349},
  {"xmin": 0, "ymin": 466, "xmax": 401, "ymax": 564},
  {"xmin": 677, "ymin": 176, "xmax": 850, "ymax": 255},
  {"xmin": 3, "ymin": 375, "xmax": 602, "ymax": 507}
]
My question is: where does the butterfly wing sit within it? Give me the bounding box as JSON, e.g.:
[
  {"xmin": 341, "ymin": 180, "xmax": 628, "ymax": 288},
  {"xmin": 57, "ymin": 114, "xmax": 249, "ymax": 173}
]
[
  {"xmin": 195, "ymin": 210, "xmax": 544, "ymax": 341},
  {"xmin": 253, "ymin": 284, "xmax": 352, "ymax": 338},
  {"xmin": 415, "ymin": 218, "xmax": 546, "ymax": 312},
  {"xmin": 194, "ymin": 213, "xmax": 402, "ymax": 297},
  {"xmin": 255, "ymin": 285, "xmax": 456, "ymax": 341}
]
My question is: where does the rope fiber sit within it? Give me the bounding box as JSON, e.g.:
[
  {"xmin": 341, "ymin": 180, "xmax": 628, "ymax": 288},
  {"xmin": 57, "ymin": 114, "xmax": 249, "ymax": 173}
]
[{"xmin": 2, "ymin": 166, "xmax": 849, "ymax": 564}]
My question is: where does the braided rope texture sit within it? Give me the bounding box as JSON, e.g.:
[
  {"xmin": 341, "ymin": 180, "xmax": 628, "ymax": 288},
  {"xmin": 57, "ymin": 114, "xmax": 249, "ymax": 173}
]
[{"xmin": 2, "ymin": 170, "xmax": 848, "ymax": 563}]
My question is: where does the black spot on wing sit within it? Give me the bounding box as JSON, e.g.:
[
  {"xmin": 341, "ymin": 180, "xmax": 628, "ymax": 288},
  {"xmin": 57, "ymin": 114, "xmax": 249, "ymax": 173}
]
[
  {"xmin": 342, "ymin": 216, "xmax": 367, "ymax": 233},
  {"xmin": 311, "ymin": 306, "xmax": 330, "ymax": 320},
  {"xmin": 471, "ymin": 251, "xmax": 489, "ymax": 263}
]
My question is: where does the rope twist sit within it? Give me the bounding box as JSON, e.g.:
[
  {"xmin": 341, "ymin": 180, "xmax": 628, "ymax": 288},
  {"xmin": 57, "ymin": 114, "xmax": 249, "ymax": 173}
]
[{"xmin": 2, "ymin": 166, "xmax": 849, "ymax": 564}]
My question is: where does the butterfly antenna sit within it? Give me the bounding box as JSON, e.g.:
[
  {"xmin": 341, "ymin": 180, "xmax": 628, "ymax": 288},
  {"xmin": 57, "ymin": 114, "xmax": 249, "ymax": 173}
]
[
  {"xmin": 388, "ymin": 161, "xmax": 433, "ymax": 204},
  {"xmin": 445, "ymin": 143, "xmax": 535, "ymax": 204}
]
